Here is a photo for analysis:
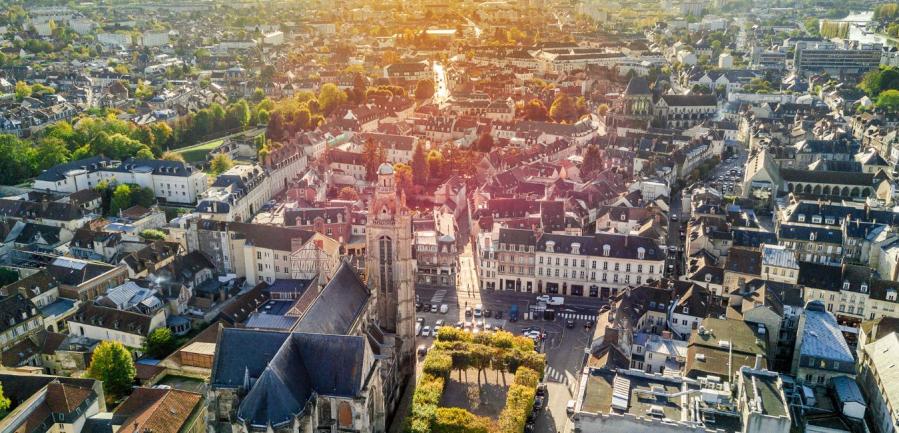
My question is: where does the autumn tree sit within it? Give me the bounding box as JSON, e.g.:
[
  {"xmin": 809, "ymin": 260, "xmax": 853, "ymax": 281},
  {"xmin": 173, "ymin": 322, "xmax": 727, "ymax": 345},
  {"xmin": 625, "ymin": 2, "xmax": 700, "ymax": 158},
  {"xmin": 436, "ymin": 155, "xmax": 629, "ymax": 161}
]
[
  {"xmin": 475, "ymin": 133, "xmax": 494, "ymax": 152},
  {"xmin": 0, "ymin": 383, "xmax": 10, "ymax": 417},
  {"xmin": 415, "ymin": 79, "xmax": 436, "ymax": 100},
  {"xmin": 596, "ymin": 103, "xmax": 610, "ymax": 117},
  {"xmin": 88, "ymin": 340, "xmax": 136, "ymax": 399},
  {"xmin": 337, "ymin": 186, "xmax": 359, "ymax": 200},
  {"xmin": 160, "ymin": 151, "xmax": 186, "ymax": 162},
  {"xmin": 144, "ymin": 327, "xmax": 177, "ymax": 359},
  {"xmin": 318, "ymin": 83, "xmax": 347, "ymax": 117},
  {"xmin": 519, "ymin": 98, "xmax": 548, "ymax": 121},
  {"xmin": 209, "ymin": 153, "xmax": 234, "ymax": 176},
  {"xmin": 549, "ymin": 94, "xmax": 578, "ymax": 123},
  {"xmin": 426, "ymin": 149, "xmax": 445, "ymax": 179},
  {"xmin": 393, "ymin": 163, "xmax": 414, "ymax": 196}
]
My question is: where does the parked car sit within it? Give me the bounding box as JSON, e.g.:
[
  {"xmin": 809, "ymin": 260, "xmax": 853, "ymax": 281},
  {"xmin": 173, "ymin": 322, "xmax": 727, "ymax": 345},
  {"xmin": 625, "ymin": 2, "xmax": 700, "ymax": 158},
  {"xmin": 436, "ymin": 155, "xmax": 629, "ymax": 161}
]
[
  {"xmin": 440, "ymin": 304, "xmax": 448, "ymax": 314},
  {"xmin": 534, "ymin": 395, "xmax": 545, "ymax": 411},
  {"xmin": 430, "ymin": 304, "xmax": 438, "ymax": 313},
  {"xmin": 495, "ymin": 311, "xmax": 503, "ymax": 319},
  {"xmin": 535, "ymin": 295, "xmax": 551, "ymax": 303},
  {"xmin": 484, "ymin": 309, "xmax": 492, "ymax": 318},
  {"xmin": 416, "ymin": 317, "xmax": 425, "ymax": 324},
  {"xmin": 421, "ymin": 326, "xmax": 432, "ymax": 337},
  {"xmin": 465, "ymin": 307, "xmax": 472, "ymax": 317},
  {"xmin": 415, "ymin": 302, "xmax": 422, "ymax": 311},
  {"xmin": 474, "ymin": 304, "xmax": 483, "ymax": 317},
  {"xmin": 567, "ymin": 399, "xmax": 576, "ymax": 415},
  {"xmin": 566, "ymin": 319, "xmax": 575, "ymax": 328},
  {"xmin": 417, "ymin": 345, "xmax": 428, "ymax": 356}
]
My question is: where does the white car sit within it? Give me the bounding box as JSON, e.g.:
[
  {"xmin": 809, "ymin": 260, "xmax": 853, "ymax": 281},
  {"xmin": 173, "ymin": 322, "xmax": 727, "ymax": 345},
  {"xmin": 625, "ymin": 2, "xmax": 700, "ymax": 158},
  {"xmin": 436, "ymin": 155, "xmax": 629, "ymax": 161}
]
[
  {"xmin": 474, "ymin": 304, "xmax": 483, "ymax": 317},
  {"xmin": 536, "ymin": 295, "xmax": 551, "ymax": 303},
  {"xmin": 421, "ymin": 326, "xmax": 432, "ymax": 337}
]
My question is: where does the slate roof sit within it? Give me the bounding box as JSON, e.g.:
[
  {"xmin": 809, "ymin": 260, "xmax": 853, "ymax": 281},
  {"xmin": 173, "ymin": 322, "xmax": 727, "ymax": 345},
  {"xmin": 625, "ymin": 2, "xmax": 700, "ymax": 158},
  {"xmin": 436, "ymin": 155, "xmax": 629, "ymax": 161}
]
[
  {"xmin": 69, "ymin": 303, "xmax": 154, "ymax": 336},
  {"xmin": 0, "ymin": 294, "xmax": 39, "ymax": 334},
  {"xmin": 112, "ymin": 158, "xmax": 196, "ymax": 177},
  {"xmin": 211, "ymin": 328, "xmax": 289, "ymax": 388},
  {"xmin": 781, "ymin": 168, "xmax": 874, "ymax": 186},
  {"xmin": 292, "ymin": 261, "xmax": 370, "ymax": 335},
  {"xmin": 724, "ymin": 248, "xmax": 761, "ymax": 275},
  {"xmin": 35, "ymin": 156, "xmax": 111, "ymax": 182},
  {"xmin": 536, "ymin": 232, "xmax": 664, "ymax": 261},
  {"xmin": 235, "ymin": 332, "xmax": 367, "ymax": 427},
  {"xmin": 659, "ymin": 94, "xmax": 718, "ymax": 107},
  {"xmin": 778, "ymin": 224, "xmax": 842, "ymax": 244},
  {"xmin": 798, "ymin": 300, "xmax": 854, "ymax": 363},
  {"xmin": 46, "ymin": 257, "xmax": 119, "ymax": 286},
  {"xmin": 624, "ymin": 77, "xmax": 651, "ymax": 95}
]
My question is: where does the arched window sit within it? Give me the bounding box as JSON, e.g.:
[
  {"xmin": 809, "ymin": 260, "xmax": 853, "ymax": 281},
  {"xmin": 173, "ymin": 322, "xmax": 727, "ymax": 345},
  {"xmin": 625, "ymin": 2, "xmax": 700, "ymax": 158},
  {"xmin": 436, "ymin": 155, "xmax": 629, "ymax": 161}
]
[{"xmin": 379, "ymin": 236, "xmax": 394, "ymax": 293}]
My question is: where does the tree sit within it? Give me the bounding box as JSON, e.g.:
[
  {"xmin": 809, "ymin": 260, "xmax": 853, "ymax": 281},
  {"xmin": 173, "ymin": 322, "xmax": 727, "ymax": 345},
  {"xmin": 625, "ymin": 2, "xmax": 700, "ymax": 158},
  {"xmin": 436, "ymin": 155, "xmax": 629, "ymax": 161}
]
[
  {"xmin": 318, "ymin": 83, "xmax": 347, "ymax": 116},
  {"xmin": 475, "ymin": 133, "xmax": 494, "ymax": 152},
  {"xmin": 209, "ymin": 153, "xmax": 234, "ymax": 176},
  {"xmin": 519, "ymin": 98, "xmax": 548, "ymax": 121},
  {"xmin": 144, "ymin": 327, "xmax": 177, "ymax": 359},
  {"xmin": 0, "ymin": 134, "xmax": 36, "ymax": 185},
  {"xmin": 87, "ymin": 340, "xmax": 135, "ymax": 398},
  {"xmin": 363, "ymin": 137, "xmax": 385, "ymax": 181},
  {"xmin": 14, "ymin": 81, "xmax": 31, "ymax": 101},
  {"xmin": 34, "ymin": 137, "xmax": 70, "ymax": 171},
  {"xmin": 411, "ymin": 143, "xmax": 429, "ymax": 186},
  {"xmin": 596, "ymin": 103, "xmax": 610, "ymax": 118},
  {"xmin": 549, "ymin": 94, "xmax": 579, "ymax": 123},
  {"xmin": 394, "ymin": 163, "xmax": 414, "ymax": 196},
  {"xmin": 0, "ymin": 382, "xmax": 10, "ymax": 418},
  {"xmin": 877, "ymin": 89, "xmax": 899, "ymax": 112},
  {"xmin": 337, "ymin": 186, "xmax": 359, "ymax": 200},
  {"xmin": 140, "ymin": 229, "xmax": 166, "ymax": 240},
  {"xmin": 160, "ymin": 151, "xmax": 186, "ymax": 162},
  {"xmin": 581, "ymin": 145, "xmax": 602, "ymax": 177},
  {"xmin": 414, "ymin": 79, "xmax": 435, "ymax": 100},
  {"xmin": 426, "ymin": 149, "xmax": 445, "ymax": 179},
  {"xmin": 226, "ymin": 99, "xmax": 252, "ymax": 130},
  {"xmin": 110, "ymin": 184, "xmax": 132, "ymax": 216},
  {"xmin": 131, "ymin": 186, "xmax": 156, "ymax": 208}
]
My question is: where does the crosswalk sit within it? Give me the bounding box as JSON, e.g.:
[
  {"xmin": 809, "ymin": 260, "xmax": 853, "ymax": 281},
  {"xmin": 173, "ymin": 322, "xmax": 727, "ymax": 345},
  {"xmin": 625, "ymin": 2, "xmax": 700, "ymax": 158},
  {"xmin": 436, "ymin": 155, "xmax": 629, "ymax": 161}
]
[
  {"xmin": 558, "ymin": 313, "xmax": 596, "ymax": 321},
  {"xmin": 544, "ymin": 366, "xmax": 567, "ymax": 383},
  {"xmin": 430, "ymin": 290, "xmax": 448, "ymax": 304}
]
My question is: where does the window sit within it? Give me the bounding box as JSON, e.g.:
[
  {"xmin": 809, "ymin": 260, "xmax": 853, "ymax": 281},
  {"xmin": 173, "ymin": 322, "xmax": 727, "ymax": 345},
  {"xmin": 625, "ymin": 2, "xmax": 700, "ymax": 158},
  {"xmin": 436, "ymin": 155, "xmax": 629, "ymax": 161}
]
[
  {"xmin": 258, "ymin": 264, "xmax": 263, "ymax": 271},
  {"xmin": 379, "ymin": 236, "xmax": 395, "ymax": 293}
]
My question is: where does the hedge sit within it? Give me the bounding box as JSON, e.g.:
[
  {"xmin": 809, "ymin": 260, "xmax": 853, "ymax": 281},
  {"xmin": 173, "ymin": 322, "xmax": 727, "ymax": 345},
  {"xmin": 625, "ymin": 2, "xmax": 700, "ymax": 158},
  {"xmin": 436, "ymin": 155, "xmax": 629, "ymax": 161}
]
[
  {"xmin": 406, "ymin": 329, "xmax": 546, "ymax": 433},
  {"xmin": 432, "ymin": 407, "xmax": 491, "ymax": 433}
]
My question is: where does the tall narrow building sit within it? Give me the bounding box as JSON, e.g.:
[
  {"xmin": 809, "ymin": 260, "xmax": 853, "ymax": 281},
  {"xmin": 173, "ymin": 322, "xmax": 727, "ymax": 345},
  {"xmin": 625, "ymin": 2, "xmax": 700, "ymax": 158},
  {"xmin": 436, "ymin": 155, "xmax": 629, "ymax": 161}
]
[{"xmin": 365, "ymin": 163, "xmax": 415, "ymax": 373}]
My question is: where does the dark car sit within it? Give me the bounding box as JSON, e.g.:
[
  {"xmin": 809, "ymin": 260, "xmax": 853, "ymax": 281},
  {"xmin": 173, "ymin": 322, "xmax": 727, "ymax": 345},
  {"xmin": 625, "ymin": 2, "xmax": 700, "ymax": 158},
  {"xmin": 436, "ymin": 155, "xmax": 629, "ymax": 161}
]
[
  {"xmin": 484, "ymin": 309, "xmax": 492, "ymax": 318},
  {"xmin": 524, "ymin": 422, "xmax": 535, "ymax": 433},
  {"xmin": 534, "ymin": 395, "xmax": 545, "ymax": 411},
  {"xmin": 495, "ymin": 311, "xmax": 503, "ymax": 319},
  {"xmin": 566, "ymin": 319, "xmax": 575, "ymax": 328},
  {"xmin": 585, "ymin": 320, "xmax": 595, "ymax": 329},
  {"xmin": 536, "ymin": 383, "xmax": 547, "ymax": 399},
  {"xmin": 415, "ymin": 302, "xmax": 422, "ymax": 311}
]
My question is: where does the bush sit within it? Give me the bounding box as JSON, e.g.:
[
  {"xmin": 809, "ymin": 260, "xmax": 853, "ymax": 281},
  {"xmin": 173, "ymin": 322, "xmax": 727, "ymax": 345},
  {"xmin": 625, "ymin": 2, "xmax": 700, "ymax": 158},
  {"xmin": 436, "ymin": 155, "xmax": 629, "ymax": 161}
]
[
  {"xmin": 513, "ymin": 367, "xmax": 540, "ymax": 388},
  {"xmin": 140, "ymin": 229, "xmax": 166, "ymax": 240},
  {"xmin": 498, "ymin": 384, "xmax": 537, "ymax": 433},
  {"xmin": 412, "ymin": 374, "xmax": 445, "ymax": 407},
  {"xmin": 423, "ymin": 351, "xmax": 453, "ymax": 377},
  {"xmin": 436, "ymin": 326, "xmax": 472, "ymax": 342},
  {"xmin": 432, "ymin": 407, "xmax": 492, "ymax": 433}
]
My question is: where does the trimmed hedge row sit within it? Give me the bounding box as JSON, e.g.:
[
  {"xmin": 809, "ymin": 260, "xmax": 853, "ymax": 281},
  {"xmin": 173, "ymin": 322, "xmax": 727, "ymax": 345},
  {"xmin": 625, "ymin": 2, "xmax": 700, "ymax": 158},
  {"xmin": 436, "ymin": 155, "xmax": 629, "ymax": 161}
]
[{"xmin": 405, "ymin": 329, "xmax": 547, "ymax": 433}]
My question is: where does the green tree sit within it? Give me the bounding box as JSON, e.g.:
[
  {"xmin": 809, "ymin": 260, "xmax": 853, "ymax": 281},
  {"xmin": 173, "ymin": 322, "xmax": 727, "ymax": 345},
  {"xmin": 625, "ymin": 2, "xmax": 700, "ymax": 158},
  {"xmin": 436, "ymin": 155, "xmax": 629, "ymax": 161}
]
[
  {"xmin": 549, "ymin": 94, "xmax": 578, "ymax": 123},
  {"xmin": 144, "ymin": 327, "xmax": 176, "ymax": 359},
  {"xmin": 877, "ymin": 89, "xmax": 899, "ymax": 112},
  {"xmin": 87, "ymin": 340, "xmax": 135, "ymax": 399},
  {"xmin": 0, "ymin": 135, "xmax": 36, "ymax": 185},
  {"xmin": 14, "ymin": 81, "xmax": 31, "ymax": 101},
  {"xmin": 110, "ymin": 184, "xmax": 132, "ymax": 215},
  {"xmin": 414, "ymin": 79, "xmax": 435, "ymax": 100},
  {"xmin": 34, "ymin": 137, "xmax": 71, "ymax": 171},
  {"xmin": 0, "ymin": 382, "xmax": 10, "ymax": 418},
  {"xmin": 131, "ymin": 186, "xmax": 156, "ymax": 208},
  {"xmin": 209, "ymin": 153, "xmax": 234, "ymax": 176},
  {"xmin": 140, "ymin": 229, "xmax": 166, "ymax": 241},
  {"xmin": 227, "ymin": 99, "xmax": 252, "ymax": 130},
  {"xmin": 317, "ymin": 83, "xmax": 347, "ymax": 116},
  {"xmin": 411, "ymin": 143, "xmax": 429, "ymax": 186}
]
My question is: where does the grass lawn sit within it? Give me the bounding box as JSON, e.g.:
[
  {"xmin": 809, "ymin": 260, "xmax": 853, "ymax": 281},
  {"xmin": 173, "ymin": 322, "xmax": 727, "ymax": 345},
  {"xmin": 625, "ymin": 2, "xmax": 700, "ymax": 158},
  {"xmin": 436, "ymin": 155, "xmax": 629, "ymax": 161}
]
[
  {"xmin": 439, "ymin": 368, "xmax": 509, "ymax": 419},
  {"xmin": 174, "ymin": 139, "xmax": 224, "ymax": 162}
]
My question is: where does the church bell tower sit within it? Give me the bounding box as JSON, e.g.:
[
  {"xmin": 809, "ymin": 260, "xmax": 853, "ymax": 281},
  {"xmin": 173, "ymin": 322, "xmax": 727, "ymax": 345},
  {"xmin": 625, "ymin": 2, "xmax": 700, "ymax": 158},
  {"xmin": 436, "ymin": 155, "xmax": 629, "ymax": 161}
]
[{"xmin": 365, "ymin": 163, "xmax": 415, "ymax": 372}]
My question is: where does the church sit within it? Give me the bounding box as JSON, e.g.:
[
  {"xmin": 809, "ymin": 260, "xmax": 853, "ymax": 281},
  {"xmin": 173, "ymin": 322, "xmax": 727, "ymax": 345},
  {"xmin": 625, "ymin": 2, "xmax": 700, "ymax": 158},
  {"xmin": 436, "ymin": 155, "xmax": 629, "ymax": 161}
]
[{"xmin": 208, "ymin": 164, "xmax": 415, "ymax": 433}]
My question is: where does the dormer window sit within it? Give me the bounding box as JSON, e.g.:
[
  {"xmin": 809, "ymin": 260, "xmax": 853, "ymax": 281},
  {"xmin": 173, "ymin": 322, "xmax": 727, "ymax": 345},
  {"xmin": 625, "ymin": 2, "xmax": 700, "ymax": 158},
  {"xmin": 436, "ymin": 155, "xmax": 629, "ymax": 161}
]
[
  {"xmin": 809, "ymin": 232, "xmax": 816, "ymax": 241},
  {"xmin": 637, "ymin": 247, "xmax": 645, "ymax": 260},
  {"xmin": 812, "ymin": 215, "xmax": 822, "ymax": 224},
  {"xmin": 843, "ymin": 281, "xmax": 850, "ymax": 290},
  {"xmin": 798, "ymin": 214, "xmax": 806, "ymax": 222},
  {"xmin": 704, "ymin": 273, "xmax": 712, "ymax": 282},
  {"xmin": 620, "ymin": 213, "xmax": 626, "ymax": 221},
  {"xmin": 888, "ymin": 289, "xmax": 897, "ymax": 302},
  {"xmin": 546, "ymin": 241, "xmax": 555, "ymax": 253},
  {"xmin": 603, "ymin": 244, "xmax": 611, "ymax": 257},
  {"xmin": 825, "ymin": 217, "xmax": 835, "ymax": 225},
  {"xmin": 571, "ymin": 243, "xmax": 580, "ymax": 255},
  {"xmin": 861, "ymin": 284, "xmax": 869, "ymax": 293}
]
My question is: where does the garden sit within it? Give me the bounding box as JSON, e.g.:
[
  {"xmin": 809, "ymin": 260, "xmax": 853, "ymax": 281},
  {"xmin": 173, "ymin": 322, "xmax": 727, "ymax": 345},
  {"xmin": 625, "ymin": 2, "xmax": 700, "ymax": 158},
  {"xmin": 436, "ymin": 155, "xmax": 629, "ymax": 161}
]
[{"xmin": 406, "ymin": 328, "xmax": 546, "ymax": 433}]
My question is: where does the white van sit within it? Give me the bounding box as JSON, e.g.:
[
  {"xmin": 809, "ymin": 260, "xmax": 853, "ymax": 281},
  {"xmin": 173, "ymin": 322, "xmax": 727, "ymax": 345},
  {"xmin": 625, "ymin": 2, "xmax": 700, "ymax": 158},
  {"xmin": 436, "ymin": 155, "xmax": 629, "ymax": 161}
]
[{"xmin": 440, "ymin": 304, "xmax": 449, "ymax": 314}]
